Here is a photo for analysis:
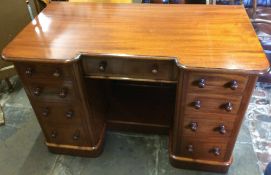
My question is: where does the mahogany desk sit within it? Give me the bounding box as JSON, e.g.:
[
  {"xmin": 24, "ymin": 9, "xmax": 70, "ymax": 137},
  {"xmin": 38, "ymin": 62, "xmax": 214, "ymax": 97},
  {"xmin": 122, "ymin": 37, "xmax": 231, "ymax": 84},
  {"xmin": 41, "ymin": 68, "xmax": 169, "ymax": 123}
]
[{"xmin": 2, "ymin": 3, "xmax": 269, "ymax": 173}]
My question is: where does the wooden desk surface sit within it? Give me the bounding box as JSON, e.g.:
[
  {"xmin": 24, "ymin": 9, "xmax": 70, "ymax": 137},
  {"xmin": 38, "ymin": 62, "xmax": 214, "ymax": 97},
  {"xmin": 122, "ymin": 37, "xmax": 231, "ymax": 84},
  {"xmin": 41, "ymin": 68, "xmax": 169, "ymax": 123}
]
[{"xmin": 2, "ymin": 3, "xmax": 269, "ymax": 73}]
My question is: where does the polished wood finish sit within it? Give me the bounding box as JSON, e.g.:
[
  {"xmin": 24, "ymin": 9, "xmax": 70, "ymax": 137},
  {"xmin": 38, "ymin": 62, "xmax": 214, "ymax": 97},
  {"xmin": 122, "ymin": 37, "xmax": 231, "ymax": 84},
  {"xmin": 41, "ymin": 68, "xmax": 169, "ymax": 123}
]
[
  {"xmin": 171, "ymin": 69, "xmax": 258, "ymax": 172},
  {"xmin": 1, "ymin": 3, "xmax": 268, "ymax": 173},
  {"xmin": 82, "ymin": 56, "xmax": 178, "ymax": 83},
  {"xmin": 14, "ymin": 61, "xmax": 106, "ymax": 156},
  {"xmin": 2, "ymin": 3, "xmax": 269, "ymax": 74}
]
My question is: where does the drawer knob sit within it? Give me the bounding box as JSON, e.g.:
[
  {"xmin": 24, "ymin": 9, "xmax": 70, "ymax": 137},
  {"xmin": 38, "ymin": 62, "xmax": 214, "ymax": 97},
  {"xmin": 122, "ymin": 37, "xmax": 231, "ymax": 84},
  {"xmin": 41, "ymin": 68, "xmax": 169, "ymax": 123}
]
[
  {"xmin": 73, "ymin": 130, "xmax": 80, "ymax": 140},
  {"xmin": 212, "ymin": 147, "xmax": 221, "ymax": 156},
  {"xmin": 151, "ymin": 64, "xmax": 158, "ymax": 74},
  {"xmin": 53, "ymin": 69, "xmax": 61, "ymax": 77},
  {"xmin": 198, "ymin": 79, "xmax": 206, "ymax": 88},
  {"xmin": 224, "ymin": 102, "xmax": 233, "ymax": 112},
  {"xmin": 33, "ymin": 87, "xmax": 41, "ymax": 96},
  {"xmin": 152, "ymin": 68, "xmax": 158, "ymax": 74},
  {"xmin": 219, "ymin": 124, "xmax": 226, "ymax": 134},
  {"xmin": 25, "ymin": 67, "xmax": 33, "ymax": 76},
  {"xmin": 58, "ymin": 88, "xmax": 67, "ymax": 98},
  {"xmin": 230, "ymin": 80, "xmax": 238, "ymax": 90},
  {"xmin": 190, "ymin": 122, "xmax": 198, "ymax": 131},
  {"xmin": 187, "ymin": 144, "xmax": 193, "ymax": 153},
  {"xmin": 99, "ymin": 61, "xmax": 107, "ymax": 72},
  {"xmin": 66, "ymin": 110, "xmax": 74, "ymax": 119},
  {"xmin": 51, "ymin": 131, "xmax": 57, "ymax": 138},
  {"xmin": 194, "ymin": 100, "xmax": 201, "ymax": 109},
  {"xmin": 42, "ymin": 108, "xmax": 49, "ymax": 117}
]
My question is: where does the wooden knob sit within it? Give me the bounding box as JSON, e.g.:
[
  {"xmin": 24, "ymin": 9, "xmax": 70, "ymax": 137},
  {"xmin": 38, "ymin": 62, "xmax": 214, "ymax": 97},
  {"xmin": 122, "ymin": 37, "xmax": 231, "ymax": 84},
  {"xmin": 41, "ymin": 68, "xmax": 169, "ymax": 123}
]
[
  {"xmin": 73, "ymin": 130, "xmax": 80, "ymax": 140},
  {"xmin": 198, "ymin": 79, "xmax": 206, "ymax": 88},
  {"xmin": 194, "ymin": 100, "xmax": 201, "ymax": 109},
  {"xmin": 51, "ymin": 131, "xmax": 57, "ymax": 138},
  {"xmin": 42, "ymin": 108, "xmax": 49, "ymax": 117},
  {"xmin": 224, "ymin": 102, "xmax": 233, "ymax": 112},
  {"xmin": 152, "ymin": 68, "xmax": 158, "ymax": 74},
  {"xmin": 151, "ymin": 64, "xmax": 158, "ymax": 74},
  {"xmin": 66, "ymin": 110, "xmax": 73, "ymax": 119},
  {"xmin": 99, "ymin": 61, "xmax": 107, "ymax": 72},
  {"xmin": 212, "ymin": 147, "xmax": 221, "ymax": 156},
  {"xmin": 219, "ymin": 124, "xmax": 226, "ymax": 134},
  {"xmin": 58, "ymin": 88, "xmax": 67, "ymax": 98},
  {"xmin": 230, "ymin": 80, "xmax": 238, "ymax": 90},
  {"xmin": 25, "ymin": 67, "xmax": 33, "ymax": 76},
  {"xmin": 187, "ymin": 144, "xmax": 193, "ymax": 153},
  {"xmin": 53, "ymin": 69, "xmax": 61, "ymax": 77},
  {"xmin": 33, "ymin": 87, "xmax": 41, "ymax": 96},
  {"xmin": 190, "ymin": 122, "xmax": 198, "ymax": 131}
]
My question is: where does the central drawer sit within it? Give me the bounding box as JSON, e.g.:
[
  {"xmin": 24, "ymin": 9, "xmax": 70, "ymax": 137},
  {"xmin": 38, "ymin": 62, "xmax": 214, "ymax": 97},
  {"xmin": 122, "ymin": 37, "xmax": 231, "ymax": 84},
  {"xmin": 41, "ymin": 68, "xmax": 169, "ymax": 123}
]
[{"xmin": 82, "ymin": 57, "xmax": 178, "ymax": 82}]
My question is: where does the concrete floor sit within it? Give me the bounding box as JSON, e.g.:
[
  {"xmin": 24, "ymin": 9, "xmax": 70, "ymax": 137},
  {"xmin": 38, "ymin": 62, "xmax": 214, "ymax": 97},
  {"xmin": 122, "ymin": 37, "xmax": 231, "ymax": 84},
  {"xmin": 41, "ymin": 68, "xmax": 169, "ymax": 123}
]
[{"xmin": 0, "ymin": 77, "xmax": 262, "ymax": 175}]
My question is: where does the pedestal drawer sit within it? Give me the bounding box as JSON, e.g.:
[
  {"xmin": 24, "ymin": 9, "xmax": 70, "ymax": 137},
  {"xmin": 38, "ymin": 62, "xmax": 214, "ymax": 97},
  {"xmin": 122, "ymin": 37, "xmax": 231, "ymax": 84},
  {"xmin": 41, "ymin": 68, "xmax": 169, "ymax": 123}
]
[
  {"xmin": 187, "ymin": 72, "xmax": 248, "ymax": 94},
  {"xmin": 44, "ymin": 126, "xmax": 89, "ymax": 146},
  {"xmin": 27, "ymin": 81, "xmax": 75, "ymax": 103},
  {"xmin": 182, "ymin": 117, "xmax": 234, "ymax": 137},
  {"xmin": 180, "ymin": 138, "xmax": 229, "ymax": 161},
  {"xmin": 184, "ymin": 93, "xmax": 242, "ymax": 115},
  {"xmin": 15, "ymin": 63, "xmax": 73, "ymax": 81},
  {"xmin": 34, "ymin": 103, "xmax": 82, "ymax": 125}
]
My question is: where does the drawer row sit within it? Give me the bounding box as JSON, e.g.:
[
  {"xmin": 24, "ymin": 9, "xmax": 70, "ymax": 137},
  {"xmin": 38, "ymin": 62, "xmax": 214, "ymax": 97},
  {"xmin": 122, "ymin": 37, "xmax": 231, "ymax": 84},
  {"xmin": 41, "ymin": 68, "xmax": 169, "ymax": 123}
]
[{"xmin": 16, "ymin": 62, "xmax": 248, "ymax": 94}]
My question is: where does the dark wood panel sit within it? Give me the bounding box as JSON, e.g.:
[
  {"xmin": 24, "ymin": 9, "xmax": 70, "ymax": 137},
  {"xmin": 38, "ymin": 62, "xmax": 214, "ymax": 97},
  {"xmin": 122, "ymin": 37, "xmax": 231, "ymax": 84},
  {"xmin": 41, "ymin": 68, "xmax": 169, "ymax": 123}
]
[{"xmin": 106, "ymin": 80, "xmax": 176, "ymax": 133}]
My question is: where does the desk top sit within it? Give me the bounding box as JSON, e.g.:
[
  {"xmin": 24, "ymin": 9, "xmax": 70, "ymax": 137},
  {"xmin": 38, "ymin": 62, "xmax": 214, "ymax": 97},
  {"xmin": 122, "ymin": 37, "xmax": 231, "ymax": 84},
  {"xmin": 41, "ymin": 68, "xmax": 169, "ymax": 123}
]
[{"xmin": 2, "ymin": 3, "xmax": 269, "ymax": 73}]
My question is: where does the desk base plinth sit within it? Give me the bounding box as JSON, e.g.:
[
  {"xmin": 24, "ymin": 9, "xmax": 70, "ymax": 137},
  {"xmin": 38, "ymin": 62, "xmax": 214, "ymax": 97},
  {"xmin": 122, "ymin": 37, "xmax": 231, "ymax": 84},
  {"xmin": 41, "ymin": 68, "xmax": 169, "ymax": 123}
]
[
  {"xmin": 45, "ymin": 125, "xmax": 106, "ymax": 157},
  {"xmin": 169, "ymin": 152, "xmax": 232, "ymax": 173}
]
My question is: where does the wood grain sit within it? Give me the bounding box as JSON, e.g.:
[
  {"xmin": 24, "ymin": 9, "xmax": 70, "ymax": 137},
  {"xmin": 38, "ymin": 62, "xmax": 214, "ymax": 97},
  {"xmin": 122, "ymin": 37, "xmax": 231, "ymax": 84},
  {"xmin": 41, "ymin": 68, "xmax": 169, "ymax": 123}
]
[{"xmin": 2, "ymin": 3, "xmax": 269, "ymax": 73}]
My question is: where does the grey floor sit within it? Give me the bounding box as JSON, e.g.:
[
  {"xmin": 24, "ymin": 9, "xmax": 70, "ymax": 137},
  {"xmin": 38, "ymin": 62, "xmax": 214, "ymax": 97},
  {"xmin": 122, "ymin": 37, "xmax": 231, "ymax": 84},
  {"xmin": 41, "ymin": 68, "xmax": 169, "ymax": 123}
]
[{"xmin": 0, "ymin": 77, "xmax": 261, "ymax": 175}]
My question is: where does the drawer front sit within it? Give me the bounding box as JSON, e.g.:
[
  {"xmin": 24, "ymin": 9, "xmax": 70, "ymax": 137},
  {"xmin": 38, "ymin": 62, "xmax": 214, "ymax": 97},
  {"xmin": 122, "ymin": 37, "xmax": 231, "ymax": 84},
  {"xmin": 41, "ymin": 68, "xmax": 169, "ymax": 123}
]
[
  {"xmin": 187, "ymin": 72, "xmax": 248, "ymax": 94},
  {"xmin": 27, "ymin": 81, "xmax": 75, "ymax": 103},
  {"xmin": 82, "ymin": 57, "xmax": 177, "ymax": 81},
  {"xmin": 34, "ymin": 103, "xmax": 82, "ymax": 125},
  {"xmin": 185, "ymin": 93, "xmax": 242, "ymax": 115},
  {"xmin": 182, "ymin": 117, "xmax": 234, "ymax": 137},
  {"xmin": 44, "ymin": 126, "xmax": 89, "ymax": 146},
  {"xmin": 15, "ymin": 63, "xmax": 73, "ymax": 81},
  {"xmin": 180, "ymin": 138, "xmax": 228, "ymax": 161}
]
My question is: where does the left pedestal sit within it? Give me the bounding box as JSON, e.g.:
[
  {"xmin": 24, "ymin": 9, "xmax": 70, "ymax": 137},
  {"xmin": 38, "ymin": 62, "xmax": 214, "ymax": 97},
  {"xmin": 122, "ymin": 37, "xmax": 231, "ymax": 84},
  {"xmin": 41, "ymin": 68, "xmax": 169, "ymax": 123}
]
[{"xmin": 14, "ymin": 61, "xmax": 106, "ymax": 157}]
